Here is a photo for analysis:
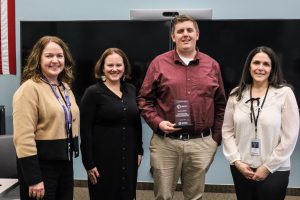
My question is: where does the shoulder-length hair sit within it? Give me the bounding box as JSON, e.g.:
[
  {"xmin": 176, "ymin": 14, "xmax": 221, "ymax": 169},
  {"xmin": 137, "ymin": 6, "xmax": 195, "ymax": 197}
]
[
  {"xmin": 21, "ymin": 35, "xmax": 75, "ymax": 86},
  {"xmin": 94, "ymin": 47, "xmax": 131, "ymax": 81},
  {"xmin": 231, "ymin": 46, "xmax": 288, "ymax": 101}
]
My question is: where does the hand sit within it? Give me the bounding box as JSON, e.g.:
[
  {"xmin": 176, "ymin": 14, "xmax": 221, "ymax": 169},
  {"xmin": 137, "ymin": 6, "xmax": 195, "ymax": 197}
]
[
  {"xmin": 29, "ymin": 181, "xmax": 45, "ymax": 200},
  {"xmin": 87, "ymin": 167, "xmax": 100, "ymax": 185},
  {"xmin": 252, "ymin": 165, "xmax": 270, "ymax": 181},
  {"xmin": 234, "ymin": 160, "xmax": 255, "ymax": 180},
  {"xmin": 137, "ymin": 155, "xmax": 142, "ymax": 167},
  {"xmin": 158, "ymin": 121, "xmax": 181, "ymax": 134}
]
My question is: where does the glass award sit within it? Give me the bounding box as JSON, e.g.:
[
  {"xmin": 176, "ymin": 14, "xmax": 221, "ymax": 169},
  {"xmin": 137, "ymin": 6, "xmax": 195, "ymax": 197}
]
[{"xmin": 174, "ymin": 100, "xmax": 193, "ymax": 128}]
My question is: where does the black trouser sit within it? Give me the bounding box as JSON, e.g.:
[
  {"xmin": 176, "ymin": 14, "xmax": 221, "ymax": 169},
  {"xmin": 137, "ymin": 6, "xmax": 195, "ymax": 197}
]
[
  {"xmin": 18, "ymin": 160, "xmax": 74, "ymax": 200},
  {"xmin": 230, "ymin": 165, "xmax": 289, "ymax": 200}
]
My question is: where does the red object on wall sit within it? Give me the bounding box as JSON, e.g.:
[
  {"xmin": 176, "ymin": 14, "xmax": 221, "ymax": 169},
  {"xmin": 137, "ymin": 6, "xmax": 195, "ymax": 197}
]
[{"xmin": 0, "ymin": 0, "xmax": 16, "ymax": 75}]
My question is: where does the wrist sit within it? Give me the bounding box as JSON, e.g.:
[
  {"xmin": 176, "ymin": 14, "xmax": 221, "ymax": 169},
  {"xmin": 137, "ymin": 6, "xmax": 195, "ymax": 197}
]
[{"xmin": 234, "ymin": 160, "xmax": 241, "ymax": 168}]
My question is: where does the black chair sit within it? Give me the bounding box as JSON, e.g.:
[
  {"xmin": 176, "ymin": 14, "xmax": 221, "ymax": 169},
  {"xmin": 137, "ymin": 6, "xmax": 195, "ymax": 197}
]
[
  {"xmin": 0, "ymin": 106, "xmax": 5, "ymax": 135},
  {"xmin": 0, "ymin": 135, "xmax": 17, "ymax": 178},
  {"xmin": 0, "ymin": 134, "xmax": 19, "ymax": 199}
]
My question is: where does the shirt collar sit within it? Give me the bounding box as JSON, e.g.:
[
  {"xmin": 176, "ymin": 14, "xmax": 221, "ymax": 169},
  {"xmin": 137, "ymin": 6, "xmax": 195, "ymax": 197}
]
[{"xmin": 172, "ymin": 49, "xmax": 200, "ymax": 66}]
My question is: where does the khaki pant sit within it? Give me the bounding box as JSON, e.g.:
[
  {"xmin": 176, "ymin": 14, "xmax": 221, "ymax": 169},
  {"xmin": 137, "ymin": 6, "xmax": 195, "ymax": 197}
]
[{"xmin": 150, "ymin": 133, "xmax": 217, "ymax": 200}]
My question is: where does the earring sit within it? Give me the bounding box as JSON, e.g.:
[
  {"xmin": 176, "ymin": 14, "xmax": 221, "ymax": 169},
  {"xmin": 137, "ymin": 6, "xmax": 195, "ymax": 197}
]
[
  {"xmin": 101, "ymin": 75, "xmax": 106, "ymax": 82},
  {"xmin": 123, "ymin": 75, "xmax": 126, "ymax": 81}
]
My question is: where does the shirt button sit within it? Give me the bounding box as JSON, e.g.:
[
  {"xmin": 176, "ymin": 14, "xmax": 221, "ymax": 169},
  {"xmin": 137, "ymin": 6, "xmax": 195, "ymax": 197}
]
[
  {"xmin": 187, "ymin": 91, "xmax": 191, "ymax": 94},
  {"xmin": 123, "ymin": 127, "xmax": 126, "ymax": 130},
  {"xmin": 123, "ymin": 108, "xmax": 127, "ymax": 111}
]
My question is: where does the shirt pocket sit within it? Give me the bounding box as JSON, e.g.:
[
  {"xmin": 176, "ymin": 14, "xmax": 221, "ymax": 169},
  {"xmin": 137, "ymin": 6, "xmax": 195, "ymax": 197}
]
[{"xmin": 192, "ymin": 72, "xmax": 219, "ymax": 98}]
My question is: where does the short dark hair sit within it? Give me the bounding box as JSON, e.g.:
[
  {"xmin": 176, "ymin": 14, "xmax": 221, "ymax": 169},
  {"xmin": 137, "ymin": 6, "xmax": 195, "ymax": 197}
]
[
  {"xmin": 94, "ymin": 48, "xmax": 131, "ymax": 81},
  {"xmin": 171, "ymin": 14, "xmax": 199, "ymax": 34}
]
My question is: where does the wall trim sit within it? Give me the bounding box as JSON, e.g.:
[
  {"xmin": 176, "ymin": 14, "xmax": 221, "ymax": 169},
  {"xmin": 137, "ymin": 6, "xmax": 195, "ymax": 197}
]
[{"xmin": 74, "ymin": 180, "xmax": 300, "ymax": 196}]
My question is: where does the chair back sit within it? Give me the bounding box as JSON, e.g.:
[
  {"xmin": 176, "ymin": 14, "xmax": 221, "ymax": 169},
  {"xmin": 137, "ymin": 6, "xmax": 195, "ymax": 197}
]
[{"xmin": 0, "ymin": 135, "xmax": 17, "ymax": 178}]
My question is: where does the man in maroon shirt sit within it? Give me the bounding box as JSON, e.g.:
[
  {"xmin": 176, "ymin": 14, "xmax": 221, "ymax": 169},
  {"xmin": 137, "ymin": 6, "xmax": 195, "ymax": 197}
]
[{"xmin": 137, "ymin": 15, "xmax": 226, "ymax": 199}]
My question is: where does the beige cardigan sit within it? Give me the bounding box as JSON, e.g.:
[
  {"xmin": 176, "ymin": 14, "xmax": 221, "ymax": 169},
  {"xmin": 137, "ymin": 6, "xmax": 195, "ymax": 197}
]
[{"xmin": 13, "ymin": 78, "xmax": 79, "ymax": 159}]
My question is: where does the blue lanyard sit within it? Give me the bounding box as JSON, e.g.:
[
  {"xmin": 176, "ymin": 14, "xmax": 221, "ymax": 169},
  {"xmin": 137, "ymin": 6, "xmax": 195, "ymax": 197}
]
[{"xmin": 41, "ymin": 76, "xmax": 73, "ymax": 160}]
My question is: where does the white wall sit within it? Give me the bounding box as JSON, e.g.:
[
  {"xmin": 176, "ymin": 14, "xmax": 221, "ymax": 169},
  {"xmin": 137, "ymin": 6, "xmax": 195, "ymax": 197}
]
[{"xmin": 1, "ymin": 0, "xmax": 299, "ymax": 187}]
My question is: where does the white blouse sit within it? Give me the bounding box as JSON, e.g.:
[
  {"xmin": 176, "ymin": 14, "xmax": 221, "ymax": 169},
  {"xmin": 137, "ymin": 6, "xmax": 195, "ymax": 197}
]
[{"xmin": 222, "ymin": 85, "xmax": 299, "ymax": 173}]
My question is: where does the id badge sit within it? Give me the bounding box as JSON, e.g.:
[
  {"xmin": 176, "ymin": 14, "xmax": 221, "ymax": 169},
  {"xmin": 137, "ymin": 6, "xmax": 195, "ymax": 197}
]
[{"xmin": 250, "ymin": 138, "xmax": 260, "ymax": 156}]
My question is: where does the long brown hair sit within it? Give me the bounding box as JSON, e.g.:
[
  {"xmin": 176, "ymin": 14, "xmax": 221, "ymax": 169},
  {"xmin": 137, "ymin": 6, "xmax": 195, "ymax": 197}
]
[
  {"xmin": 21, "ymin": 36, "xmax": 75, "ymax": 86},
  {"xmin": 231, "ymin": 46, "xmax": 288, "ymax": 101}
]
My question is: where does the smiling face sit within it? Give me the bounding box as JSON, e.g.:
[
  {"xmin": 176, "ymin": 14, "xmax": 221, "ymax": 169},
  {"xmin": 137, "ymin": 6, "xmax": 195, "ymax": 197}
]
[
  {"xmin": 40, "ymin": 41, "xmax": 65, "ymax": 84},
  {"xmin": 171, "ymin": 20, "xmax": 199, "ymax": 57},
  {"xmin": 103, "ymin": 52, "xmax": 125, "ymax": 84},
  {"xmin": 250, "ymin": 52, "xmax": 272, "ymax": 86}
]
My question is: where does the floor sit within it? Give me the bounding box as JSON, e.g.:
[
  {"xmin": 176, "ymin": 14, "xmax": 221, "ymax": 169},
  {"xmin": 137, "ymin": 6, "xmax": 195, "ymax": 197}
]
[
  {"xmin": 2, "ymin": 186, "xmax": 300, "ymax": 199},
  {"xmin": 74, "ymin": 187, "xmax": 300, "ymax": 200}
]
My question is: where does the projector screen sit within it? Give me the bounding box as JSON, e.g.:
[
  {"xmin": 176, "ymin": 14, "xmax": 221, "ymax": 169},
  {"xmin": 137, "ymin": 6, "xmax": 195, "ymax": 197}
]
[{"xmin": 21, "ymin": 20, "xmax": 300, "ymax": 106}]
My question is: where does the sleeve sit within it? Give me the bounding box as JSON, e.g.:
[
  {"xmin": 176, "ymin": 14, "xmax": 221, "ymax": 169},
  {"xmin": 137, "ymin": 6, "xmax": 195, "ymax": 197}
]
[
  {"xmin": 211, "ymin": 62, "xmax": 227, "ymax": 145},
  {"xmin": 136, "ymin": 110, "xmax": 144, "ymax": 156},
  {"xmin": 222, "ymin": 96, "xmax": 241, "ymax": 164},
  {"xmin": 128, "ymin": 84, "xmax": 144, "ymax": 156},
  {"xmin": 264, "ymin": 88, "xmax": 300, "ymax": 172},
  {"xmin": 137, "ymin": 60, "xmax": 164, "ymax": 131},
  {"xmin": 13, "ymin": 83, "xmax": 43, "ymax": 185},
  {"xmin": 69, "ymin": 90, "xmax": 80, "ymax": 157},
  {"xmin": 80, "ymin": 86, "xmax": 97, "ymax": 170}
]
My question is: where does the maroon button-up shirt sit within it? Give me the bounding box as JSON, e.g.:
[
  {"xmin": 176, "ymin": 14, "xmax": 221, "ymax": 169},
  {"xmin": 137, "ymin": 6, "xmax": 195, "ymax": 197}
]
[{"xmin": 137, "ymin": 50, "xmax": 226, "ymax": 145}]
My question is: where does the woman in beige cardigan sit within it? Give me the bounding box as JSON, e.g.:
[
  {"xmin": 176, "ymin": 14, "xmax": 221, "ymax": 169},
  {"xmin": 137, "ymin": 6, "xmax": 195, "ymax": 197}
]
[{"xmin": 13, "ymin": 36, "xmax": 79, "ymax": 200}]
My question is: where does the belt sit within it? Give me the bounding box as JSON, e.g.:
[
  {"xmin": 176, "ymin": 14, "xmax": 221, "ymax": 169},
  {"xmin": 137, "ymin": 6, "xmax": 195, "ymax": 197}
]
[{"xmin": 157, "ymin": 129, "xmax": 211, "ymax": 141}]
